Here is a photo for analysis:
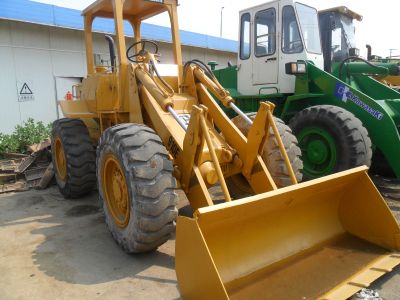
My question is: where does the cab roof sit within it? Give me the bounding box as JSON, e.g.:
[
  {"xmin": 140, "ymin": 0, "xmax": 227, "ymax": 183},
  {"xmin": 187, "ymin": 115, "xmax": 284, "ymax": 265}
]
[
  {"xmin": 319, "ymin": 6, "xmax": 363, "ymax": 21},
  {"xmin": 82, "ymin": 0, "xmax": 175, "ymax": 20}
]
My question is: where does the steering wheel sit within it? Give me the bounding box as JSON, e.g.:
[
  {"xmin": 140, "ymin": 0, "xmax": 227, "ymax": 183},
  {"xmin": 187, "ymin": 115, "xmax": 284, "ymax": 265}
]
[{"xmin": 126, "ymin": 40, "xmax": 159, "ymax": 62}]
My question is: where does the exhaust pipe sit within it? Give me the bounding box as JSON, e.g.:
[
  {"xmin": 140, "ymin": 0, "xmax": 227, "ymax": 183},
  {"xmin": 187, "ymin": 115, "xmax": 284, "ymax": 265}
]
[
  {"xmin": 105, "ymin": 35, "xmax": 116, "ymax": 69},
  {"xmin": 366, "ymin": 44, "xmax": 372, "ymax": 61}
]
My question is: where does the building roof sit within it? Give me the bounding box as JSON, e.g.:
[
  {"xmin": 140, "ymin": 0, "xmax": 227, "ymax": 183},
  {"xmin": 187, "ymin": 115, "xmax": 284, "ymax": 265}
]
[{"xmin": 0, "ymin": 0, "xmax": 238, "ymax": 53}]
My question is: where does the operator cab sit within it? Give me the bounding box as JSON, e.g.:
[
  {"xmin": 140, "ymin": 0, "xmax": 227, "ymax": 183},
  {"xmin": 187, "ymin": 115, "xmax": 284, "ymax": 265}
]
[
  {"xmin": 238, "ymin": 0, "xmax": 324, "ymax": 95},
  {"xmin": 73, "ymin": 0, "xmax": 182, "ymax": 116},
  {"xmin": 81, "ymin": 0, "xmax": 181, "ymax": 81},
  {"xmin": 318, "ymin": 6, "xmax": 362, "ymax": 72}
]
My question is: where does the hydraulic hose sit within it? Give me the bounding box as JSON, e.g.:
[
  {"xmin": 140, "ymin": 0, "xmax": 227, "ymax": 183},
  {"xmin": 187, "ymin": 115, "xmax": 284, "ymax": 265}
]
[
  {"xmin": 184, "ymin": 59, "xmax": 217, "ymax": 81},
  {"xmin": 338, "ymin": 56, "xmax": 388, "ymax": 80},
  {"xmin": 149, "ymin": 60, "xmax": 175, "ymax": 97}
]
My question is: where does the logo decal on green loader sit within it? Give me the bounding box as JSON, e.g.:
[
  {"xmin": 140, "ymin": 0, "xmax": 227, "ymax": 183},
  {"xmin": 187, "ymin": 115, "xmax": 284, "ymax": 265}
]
[{"xmin": 334, "ymin": 83, "xmax": 384, "ymax": 120}]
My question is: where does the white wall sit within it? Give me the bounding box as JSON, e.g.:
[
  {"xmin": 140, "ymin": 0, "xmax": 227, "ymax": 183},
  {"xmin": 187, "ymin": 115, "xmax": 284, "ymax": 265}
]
[{"xmin": 0, "ymin": 20, "xmax": 237, "ymax": 134}]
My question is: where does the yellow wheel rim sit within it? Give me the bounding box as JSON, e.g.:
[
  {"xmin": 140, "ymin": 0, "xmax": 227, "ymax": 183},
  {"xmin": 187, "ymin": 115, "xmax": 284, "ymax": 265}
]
[
  {"xmin": 54, "ymin": 137, "xmax": 67, "ymax": 181},
  {"xmin": 102, "ymin": 153, "xmax": 130, "ymax": 228}
]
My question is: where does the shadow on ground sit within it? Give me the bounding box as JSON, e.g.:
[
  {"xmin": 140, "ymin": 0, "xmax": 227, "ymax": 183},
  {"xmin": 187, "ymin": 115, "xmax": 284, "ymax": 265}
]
[{"xmin": 0, "ymin": 187, "xmax": 177, "ymax": 287}]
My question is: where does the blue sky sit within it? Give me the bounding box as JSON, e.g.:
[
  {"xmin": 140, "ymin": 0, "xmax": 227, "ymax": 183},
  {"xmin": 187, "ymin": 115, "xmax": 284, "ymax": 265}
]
[{"xmin": 31, "ymin": 0, "xmax": 400, "ymax": 58}]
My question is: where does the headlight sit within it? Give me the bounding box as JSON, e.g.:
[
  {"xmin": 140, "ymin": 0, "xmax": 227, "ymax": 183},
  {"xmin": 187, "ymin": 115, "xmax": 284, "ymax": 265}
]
[{"xmin": 285, "ymin": 62, "xmax": 307, "ymax": 75}]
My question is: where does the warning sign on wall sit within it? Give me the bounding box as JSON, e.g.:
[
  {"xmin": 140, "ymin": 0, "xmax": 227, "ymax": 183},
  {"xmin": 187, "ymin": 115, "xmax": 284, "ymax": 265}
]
[{"xmin": 17, "ymin": 81, "xmax": 35, "ymax": 102}]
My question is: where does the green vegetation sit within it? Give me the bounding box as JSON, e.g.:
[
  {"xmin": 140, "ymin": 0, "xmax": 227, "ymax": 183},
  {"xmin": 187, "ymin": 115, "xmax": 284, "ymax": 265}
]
[{"xmin": 0, "ymin": 118, "xmax": 52, "ymax": 154}]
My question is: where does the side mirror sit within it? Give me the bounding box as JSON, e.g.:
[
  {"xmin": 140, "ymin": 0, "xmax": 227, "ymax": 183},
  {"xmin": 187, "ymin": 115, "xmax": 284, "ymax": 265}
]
[{"xmin": 349, "ymin": 48, "xmax": 360, "ymax": 57}]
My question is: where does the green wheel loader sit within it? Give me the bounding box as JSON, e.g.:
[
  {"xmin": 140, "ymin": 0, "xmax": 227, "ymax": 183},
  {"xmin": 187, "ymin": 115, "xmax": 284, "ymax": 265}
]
[{"xmin": 213, "ymin": 0, "xmax": 400, "ymax": 181}]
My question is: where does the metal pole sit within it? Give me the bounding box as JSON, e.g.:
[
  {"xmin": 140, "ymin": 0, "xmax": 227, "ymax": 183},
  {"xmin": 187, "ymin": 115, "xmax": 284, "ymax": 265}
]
[
  {"xmin": 230, "ymin": 102, "xmax": 253, "ymax": 125},
  {"xmin": 220, "ymin": 7, "xmax": 224, "ymax": 37},
  {"xmin": 168, "ymin": 106, "xmax": 188, "ymax": 131}
]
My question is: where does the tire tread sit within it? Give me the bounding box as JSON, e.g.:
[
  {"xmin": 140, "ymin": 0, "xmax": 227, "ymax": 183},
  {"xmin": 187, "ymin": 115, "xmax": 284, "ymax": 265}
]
[
  {"xmin": 289, "ymin": 105, "xmax": 372, "ymax": 180},
  {"xmin": 97, "ymin": 124, "xmax": 178, "ymax": 253},
  {"xmin": 51, "ymin": 118, "xmax": 96, "ymax": 198}
]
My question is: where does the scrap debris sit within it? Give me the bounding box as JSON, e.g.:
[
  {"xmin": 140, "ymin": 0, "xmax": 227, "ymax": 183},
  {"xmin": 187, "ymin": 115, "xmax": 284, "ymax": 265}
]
[
  {"xmin": 372, "ymin": 175, "xmax": 400, "ymax": 200},
  {"xmin": 351, "ymin": 288, "xmax": 382, "ymax": 300},
  {"xmin": 0, "ymin": 139, "xmax": 54, "ymax": 194}
]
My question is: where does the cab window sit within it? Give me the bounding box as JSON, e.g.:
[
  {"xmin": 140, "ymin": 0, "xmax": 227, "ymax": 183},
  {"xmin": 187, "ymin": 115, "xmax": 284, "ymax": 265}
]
[
  {"xmin": 240, "ymin": 13, "xmax": 251, "ymax": 60},
  {"xmin": 295, "ymin": 3, "xmax": 322, "ymax": 54},
  {"xmin": 254, "ymin": 8, "xmax": 276, "ymax": 57},
  {"xmin": 282, "ymin": 6, "xmax": 303, "ymax": 53}
]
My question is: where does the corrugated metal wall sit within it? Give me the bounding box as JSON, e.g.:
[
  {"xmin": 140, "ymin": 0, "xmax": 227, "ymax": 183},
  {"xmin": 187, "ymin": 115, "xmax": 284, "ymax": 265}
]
[{"xmin": 0, "ymin": 20, "xmax": 237, "ymax": 134}]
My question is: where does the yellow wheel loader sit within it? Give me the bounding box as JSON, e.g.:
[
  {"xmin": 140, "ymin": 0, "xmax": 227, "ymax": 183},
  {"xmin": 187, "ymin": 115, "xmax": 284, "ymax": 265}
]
[{"xmin": 51, "ymin": 0, "xmax": 400, "ymax": 299}]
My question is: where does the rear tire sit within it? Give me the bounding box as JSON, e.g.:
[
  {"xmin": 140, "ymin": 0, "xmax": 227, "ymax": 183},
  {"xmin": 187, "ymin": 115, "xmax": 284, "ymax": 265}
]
[
  {"xmin": 97, "ymin": 124, "xmax": 178, "ymax": 253},
  {"xmin": 289, "ymin": 105, "xmax": 372, "ymax": 180},
  {"xmin": 228, "ymin": 114, "xmax": 303, "ymax": 197},
  {"xmin": 51, "ymin": 118, "xmax": 96, "ymax": 198}
]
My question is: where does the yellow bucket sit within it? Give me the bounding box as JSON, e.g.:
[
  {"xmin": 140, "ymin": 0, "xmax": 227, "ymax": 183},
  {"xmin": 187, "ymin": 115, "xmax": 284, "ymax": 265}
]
[{"xmin": 176, "ymin": 167, "xmax": 400, "ymax": 300}]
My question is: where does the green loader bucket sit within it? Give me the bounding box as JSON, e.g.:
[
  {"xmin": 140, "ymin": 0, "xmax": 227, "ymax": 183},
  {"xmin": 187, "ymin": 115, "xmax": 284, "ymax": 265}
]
[{"xmin": 176, "ymin": 166, "xmax": 400, "ymax": 300}]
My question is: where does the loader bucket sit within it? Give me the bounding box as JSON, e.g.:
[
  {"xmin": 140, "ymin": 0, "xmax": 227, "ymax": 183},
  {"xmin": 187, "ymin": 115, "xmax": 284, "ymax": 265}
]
[{"xmin": 176, "ymin": 166, "xmax": 400, "ymax": 300}]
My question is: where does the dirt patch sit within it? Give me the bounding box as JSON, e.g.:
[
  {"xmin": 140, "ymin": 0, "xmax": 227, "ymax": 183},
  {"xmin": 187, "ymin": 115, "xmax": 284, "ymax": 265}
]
[{"xmin": 15, "ymin": 195, "xmax": 44, "ymax": 208}]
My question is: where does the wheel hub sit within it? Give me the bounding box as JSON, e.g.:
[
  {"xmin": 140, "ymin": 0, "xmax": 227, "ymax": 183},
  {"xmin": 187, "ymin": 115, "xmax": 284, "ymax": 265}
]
[
  {"xmin": 307, "ymin": 140, "xmax": 329, "ymax": 164},
  {"xmin": 298, "ymin": 127, "xmax": 337, "ymax": 179},
  {"xmin": 54, "ymin": 137, "xmax": 67, "ymax": 180},
  {"xmin": 102, "ymin": 154, "xmax": 129, "ymax": 228}
]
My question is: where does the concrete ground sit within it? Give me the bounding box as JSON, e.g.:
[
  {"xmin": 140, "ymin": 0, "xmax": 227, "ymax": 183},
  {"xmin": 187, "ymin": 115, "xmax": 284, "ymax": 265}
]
[
  {"xmin": 0, "ymin": 187, "xmax": 181, "ymax": 300},
  {"xmin": 0, "ymin": 187, "xmax": 399, "ymax": 300},
  {"xmin": 370, "ymin": 198, "xmax": 400, "ymax": 300}
]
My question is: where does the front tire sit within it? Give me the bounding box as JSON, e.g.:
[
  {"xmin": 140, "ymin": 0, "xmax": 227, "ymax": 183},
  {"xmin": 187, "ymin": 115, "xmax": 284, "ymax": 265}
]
[
  {"xmin": 51, "ymin": 118, "xmax": 96, "ymax": 198},
  {"xmin": 97, "ymin": 124, "xmax": 178, "ymax": 253},
  {"xmin": 289, "ymin": 105, "xmax": 372, "ymax": 180},
  {"xmin": 228, "ymin": 114, "xmax": 303, "ymax": 197}
]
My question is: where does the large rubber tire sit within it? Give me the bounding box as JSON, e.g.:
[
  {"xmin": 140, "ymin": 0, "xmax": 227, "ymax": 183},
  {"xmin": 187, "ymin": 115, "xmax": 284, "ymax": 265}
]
[
  {"xmin": 51, "ymin": 118, "xmax": 96, "ymax": 198},
  {"xmin": 229, "ymin": 114, "xmax": 303, "ymax": 197},
  {"xmin": 289, "ymin": 105, "xmax": 372, "ymax": 180},
  {"xmin": 97, "ymin": 124, "xmax": 178, "ymax": 253}
]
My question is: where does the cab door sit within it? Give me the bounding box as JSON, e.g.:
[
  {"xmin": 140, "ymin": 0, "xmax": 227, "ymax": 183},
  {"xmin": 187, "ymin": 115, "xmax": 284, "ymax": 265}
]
[{"xmin": 252, "ymin": 4, "xmax": 279, "ymax": 85}]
